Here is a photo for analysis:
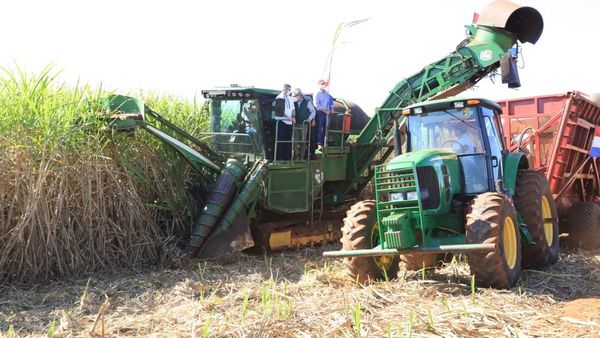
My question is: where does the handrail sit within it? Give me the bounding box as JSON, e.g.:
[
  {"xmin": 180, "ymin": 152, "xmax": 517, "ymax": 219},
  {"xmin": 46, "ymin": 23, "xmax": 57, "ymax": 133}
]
[
  {"xmin": 516, "ymin": 127, "xmax": 535, "ymax": 152},
  {"xmin": 274, "ymin": 119, "xmax": 312, "ymax": 162},
  {"xmin": 325, "ymin": 113, "xmax": 348, "ymax": 154}
]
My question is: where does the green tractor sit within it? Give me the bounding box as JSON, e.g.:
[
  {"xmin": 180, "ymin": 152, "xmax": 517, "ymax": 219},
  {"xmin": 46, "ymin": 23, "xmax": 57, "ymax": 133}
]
[
  {"xmin": 324, "ymin": 97, "xmax": 559, "ymax": 289},
  {"xmin": 102, "ymin": 0, "xmax": 545, "ymax": 264}
]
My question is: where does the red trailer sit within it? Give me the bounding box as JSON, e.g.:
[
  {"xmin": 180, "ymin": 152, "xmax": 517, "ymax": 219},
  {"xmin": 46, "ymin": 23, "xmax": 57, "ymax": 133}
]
[{"xmin": 497, "ymin": 91, "xmax": 600, "ymax": 247}]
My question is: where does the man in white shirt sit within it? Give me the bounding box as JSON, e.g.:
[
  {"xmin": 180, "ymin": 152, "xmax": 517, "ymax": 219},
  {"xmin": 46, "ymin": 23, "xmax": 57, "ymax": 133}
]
[{"xmin": 274, "ymin": 84, "xmax": 295, "ymax": 160}]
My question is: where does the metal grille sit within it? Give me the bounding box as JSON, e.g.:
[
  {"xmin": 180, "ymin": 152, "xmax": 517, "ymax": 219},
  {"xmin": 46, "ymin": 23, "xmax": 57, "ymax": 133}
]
[
  {"xmin": 375, "ymin": 166, "xmax": 419, "ymax": 217},
  {"xmin": 417, "ymin": 166, "xmax": 440, "ymax": 210}
]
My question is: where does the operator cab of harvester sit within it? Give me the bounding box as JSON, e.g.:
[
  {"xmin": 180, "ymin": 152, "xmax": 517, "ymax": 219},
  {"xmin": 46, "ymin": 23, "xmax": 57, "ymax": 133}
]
[
  {"xmin": 201, "ymin": 87, "xmax": 277, "ymax": 163},
  {"xmin": 197, "ymin": 86, "xmax": 370, "ymax": 252},
  {"xmin": 200, "ymin": 86, "xmax": 365, "ymax": 163},
  {"xmin": 324, "ymin": 97, "xmax": 560, "ymax": 289}
]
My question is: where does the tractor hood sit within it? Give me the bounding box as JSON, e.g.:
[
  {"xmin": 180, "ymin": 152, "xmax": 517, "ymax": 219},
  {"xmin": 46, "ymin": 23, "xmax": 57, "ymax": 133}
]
[
  {"xmin": 477, "ymin": 0, "xmax": 543, "ymax": 44},
  {"xmin": 388, "ymin": 149, "xmax": 459, "ymax": 169},
  {"xmin": 385, "ymin": 149, "xmax": 462, "ymax": 213}
]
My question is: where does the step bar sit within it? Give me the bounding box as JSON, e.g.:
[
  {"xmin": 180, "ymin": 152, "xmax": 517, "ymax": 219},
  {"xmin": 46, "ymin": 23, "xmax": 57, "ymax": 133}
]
[{"xmin": 322, "ymin": 243, "xmax": 496, "ymax": 258}]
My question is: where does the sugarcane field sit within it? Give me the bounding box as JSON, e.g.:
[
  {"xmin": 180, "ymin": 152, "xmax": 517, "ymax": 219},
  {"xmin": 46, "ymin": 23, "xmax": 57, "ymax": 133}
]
[{"xmin": 1, "ymin": 1, "xmax": 600, "ymax": 337}]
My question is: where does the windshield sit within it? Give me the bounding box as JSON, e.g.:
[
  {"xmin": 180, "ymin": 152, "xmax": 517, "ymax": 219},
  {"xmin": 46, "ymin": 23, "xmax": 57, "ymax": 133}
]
[
  {"xmin": 209, "ymin": 99, "xmax": 259, "ymax": 133},
  {"xmin": 206, "ymin": 99, "xmax": 262, "ymax": 157},
  {"xmin": 408, "ymin": 107, "xmax": 484, "ymax": 155}
]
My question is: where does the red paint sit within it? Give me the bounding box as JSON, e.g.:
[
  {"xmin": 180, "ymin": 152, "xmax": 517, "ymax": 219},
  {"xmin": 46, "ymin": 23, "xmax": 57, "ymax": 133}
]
[{"xmin": 497, "ymin": 91, "xmax": 600, "ymax": 217}]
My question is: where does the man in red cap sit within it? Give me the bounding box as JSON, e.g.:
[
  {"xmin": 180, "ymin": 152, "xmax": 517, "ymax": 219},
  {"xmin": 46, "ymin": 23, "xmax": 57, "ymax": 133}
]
[{"xmin": 314, "ymin": 79, "xmax": 333, "ymax": 151}]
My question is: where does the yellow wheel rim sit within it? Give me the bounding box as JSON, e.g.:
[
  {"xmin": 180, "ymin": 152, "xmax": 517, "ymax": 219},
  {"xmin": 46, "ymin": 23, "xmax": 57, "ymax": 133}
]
[
  {"xmin": 372, "ymin": 223, "xmax": 394, "ymax": 270},
  {"xmin": 541, "ymin": 196, "xmax": 554, "ymax": 246},
  {"xmin": 503, "ymin": 216, "xmax": 518, "ymax": 269}
]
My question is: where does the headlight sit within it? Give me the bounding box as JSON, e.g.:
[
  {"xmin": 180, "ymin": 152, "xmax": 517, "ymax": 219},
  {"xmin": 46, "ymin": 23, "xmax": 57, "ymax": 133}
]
[
  {"xmin": 389, "ymin": 192, "xmax": 403, "ymax": 201},
  {"xmin": 389, "ymin": 191, "xmax": 418, "ymax": 201}
]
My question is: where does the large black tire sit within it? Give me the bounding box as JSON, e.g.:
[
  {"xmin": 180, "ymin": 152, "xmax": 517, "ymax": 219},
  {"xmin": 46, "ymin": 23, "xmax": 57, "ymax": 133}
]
[
  {"xmin": 400, "ymin": 254, "xmax": 440, "ymax": 270},
  {"xmin": 563, "ymin": 202, "xmax": 600, "ymax": 249},
  {"xmin": 341, "ymin": 200, "xmax": 399, "ymax": 283},
  {"xmin": 513, "ymin": 170, "xmax": 559, "ymax": 267},
  {"xmin": 466, "ymin": 193, "xmax": 521, "ymax": 289}
]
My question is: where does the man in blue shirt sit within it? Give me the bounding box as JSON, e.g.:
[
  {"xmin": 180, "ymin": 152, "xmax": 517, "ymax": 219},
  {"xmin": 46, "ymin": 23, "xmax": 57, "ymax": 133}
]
[{"xmin": 314, "ymin": 79, "xmax": 333, "ymax": 151}]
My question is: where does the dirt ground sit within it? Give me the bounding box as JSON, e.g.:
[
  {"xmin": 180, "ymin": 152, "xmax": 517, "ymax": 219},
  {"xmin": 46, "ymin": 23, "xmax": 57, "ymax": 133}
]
[{"xmin": 1, "ymin": 246, "xmax": 599, "ymax": 337}]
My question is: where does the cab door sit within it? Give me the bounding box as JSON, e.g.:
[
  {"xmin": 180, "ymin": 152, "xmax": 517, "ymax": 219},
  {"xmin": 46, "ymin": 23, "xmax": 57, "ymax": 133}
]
[{"xmin": 481, "ymin": 106, "xmax": 504, "ymax": 183}]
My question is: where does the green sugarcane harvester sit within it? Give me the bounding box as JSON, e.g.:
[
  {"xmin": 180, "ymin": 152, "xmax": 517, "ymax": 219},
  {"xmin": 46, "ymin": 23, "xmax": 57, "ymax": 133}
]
[{"xmin": 103, "ymin": 0, "xmax": 548, "ymax": 287}]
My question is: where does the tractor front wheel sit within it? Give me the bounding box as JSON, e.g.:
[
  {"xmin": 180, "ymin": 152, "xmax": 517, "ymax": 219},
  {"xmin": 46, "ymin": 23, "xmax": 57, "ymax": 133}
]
[
  {"xmin": 341, "ymin": 200, "xmax": 399, "ymax": 283},
  {"xmin": 466, "ymin": 193, "xmax": 521, "ymax": 289},
  {"xmin": 513, "ymin": 170, "xmax": 559, "ymax": 267}
]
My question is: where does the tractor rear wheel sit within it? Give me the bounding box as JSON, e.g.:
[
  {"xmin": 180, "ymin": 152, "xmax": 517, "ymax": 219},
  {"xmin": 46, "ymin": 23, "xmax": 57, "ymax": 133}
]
[
  {"xmin": 564, "ymin": 202, "xmax": 600, "ymax": 249},
  {"xmin": 466, "ymin": 193, "xmax": 521, "ymax": 289},
  {"xmin": 341, "ymin": 200, "xmax": 399, "ymax": 283},
  {"xmin": 400, "ymin": 254, "xmax": 439, "ymax": 270},
  {"xmin": 513, "ymin": 170, "xmax": 559, "ymax": 267}
]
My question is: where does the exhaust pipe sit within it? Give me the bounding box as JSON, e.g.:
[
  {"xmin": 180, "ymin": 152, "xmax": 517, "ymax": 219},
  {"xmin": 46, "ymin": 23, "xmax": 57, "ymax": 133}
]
[{"xmin": 477, "ymin": 0, "xmax": 544, "ymax": 44}]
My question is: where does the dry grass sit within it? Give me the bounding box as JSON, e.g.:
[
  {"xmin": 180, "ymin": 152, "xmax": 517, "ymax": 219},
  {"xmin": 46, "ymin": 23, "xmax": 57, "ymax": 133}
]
[
  {"xmin": 0, "ymin": 67, "xmax": 207, "ymax": 284},
  {"xmin": 1, "ymin": 247, "xmax": 599, "ymax": 337}
]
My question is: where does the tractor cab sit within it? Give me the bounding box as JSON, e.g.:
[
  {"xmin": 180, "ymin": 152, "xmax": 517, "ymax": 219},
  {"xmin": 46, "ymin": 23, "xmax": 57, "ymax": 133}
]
[
  {"xmin": 403, "ymin": 98, "xmax": 507, "ymax": 195},
  {"xmin": 202, "ymin": 86, "xmax": 371, "ymax": 164},
  {"xmin": 201, "ymin": 86, "xmax": 280, "ymax": 163}
]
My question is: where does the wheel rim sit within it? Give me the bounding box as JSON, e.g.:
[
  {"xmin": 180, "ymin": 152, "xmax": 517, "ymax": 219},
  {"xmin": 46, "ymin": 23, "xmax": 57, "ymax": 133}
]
[
  {"xmin": 502, "ymin": 216, "xmax": 517, "ymax": 269},
  {"xmin": 541, "ymin": 196, "xmax": 554, "ymax": 246},
  {"xmin": 371, "ymin": 223, "xmax": 394, "ymax": 270}
]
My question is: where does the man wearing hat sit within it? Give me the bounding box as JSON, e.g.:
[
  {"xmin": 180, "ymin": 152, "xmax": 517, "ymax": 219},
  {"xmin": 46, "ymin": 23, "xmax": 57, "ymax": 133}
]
[
  {"xmin": 314, "ymin": 79, "xmax": 333, "ymax": 151},
  {"xmin": 274, "ymin": 83, "xmax": 295, "ymax": 160},
  {"xmin": 292, "ymin": 88, "xmax": 316, "ymax": 160}
]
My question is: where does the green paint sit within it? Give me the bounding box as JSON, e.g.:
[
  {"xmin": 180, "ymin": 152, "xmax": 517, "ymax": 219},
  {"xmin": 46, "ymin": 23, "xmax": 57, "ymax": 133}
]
[
  {"xmin": 322, "ymin": 243, "xmax": 496, "ymax": 258},
  {"xmin": 503, "ymin": 152, "xmax": 529, "ymax": 196}
]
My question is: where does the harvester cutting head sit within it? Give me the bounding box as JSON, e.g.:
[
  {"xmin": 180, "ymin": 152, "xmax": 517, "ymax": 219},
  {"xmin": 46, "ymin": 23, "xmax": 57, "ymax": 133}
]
[
  {"xmin": 100, "ymin": 94, "xmax": 146, "ymax": 131},
  {"xmin": 477, "ymin": 0, "xmax": 543, "ymax": 44}
]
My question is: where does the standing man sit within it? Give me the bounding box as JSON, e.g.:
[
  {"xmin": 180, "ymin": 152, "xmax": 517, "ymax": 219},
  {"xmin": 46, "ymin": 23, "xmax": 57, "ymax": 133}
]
[
  {"xmin": 292, "ymin": 88, "xmax": 316, "ymax": 159},
  {"xmin": 314, "ymin": 79, "xmax": 333, "ymax": 151},
  {"xmin": 274, "ymin": 83, "xmax": 295, "ymax": 160}
]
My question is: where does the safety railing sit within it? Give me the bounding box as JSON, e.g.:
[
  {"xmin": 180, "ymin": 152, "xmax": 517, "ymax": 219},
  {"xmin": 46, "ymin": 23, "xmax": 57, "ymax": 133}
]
[
  {"xmin": 324, "ymin": 113, "xmax": 349, "ymax": 154},
  {"xmin": 274, "ymin": 120, "xmax": 312, "ymax": 163}
]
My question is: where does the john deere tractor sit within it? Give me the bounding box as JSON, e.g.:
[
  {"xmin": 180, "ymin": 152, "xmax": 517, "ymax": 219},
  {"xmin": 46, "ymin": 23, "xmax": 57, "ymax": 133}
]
[
  {"xmin": 324, "ymin": 97, "xmax": 559, "ymax": 289},
  {"xmin": 102, "ymin": 0, "xmax": 545, "ymax": 268}
]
